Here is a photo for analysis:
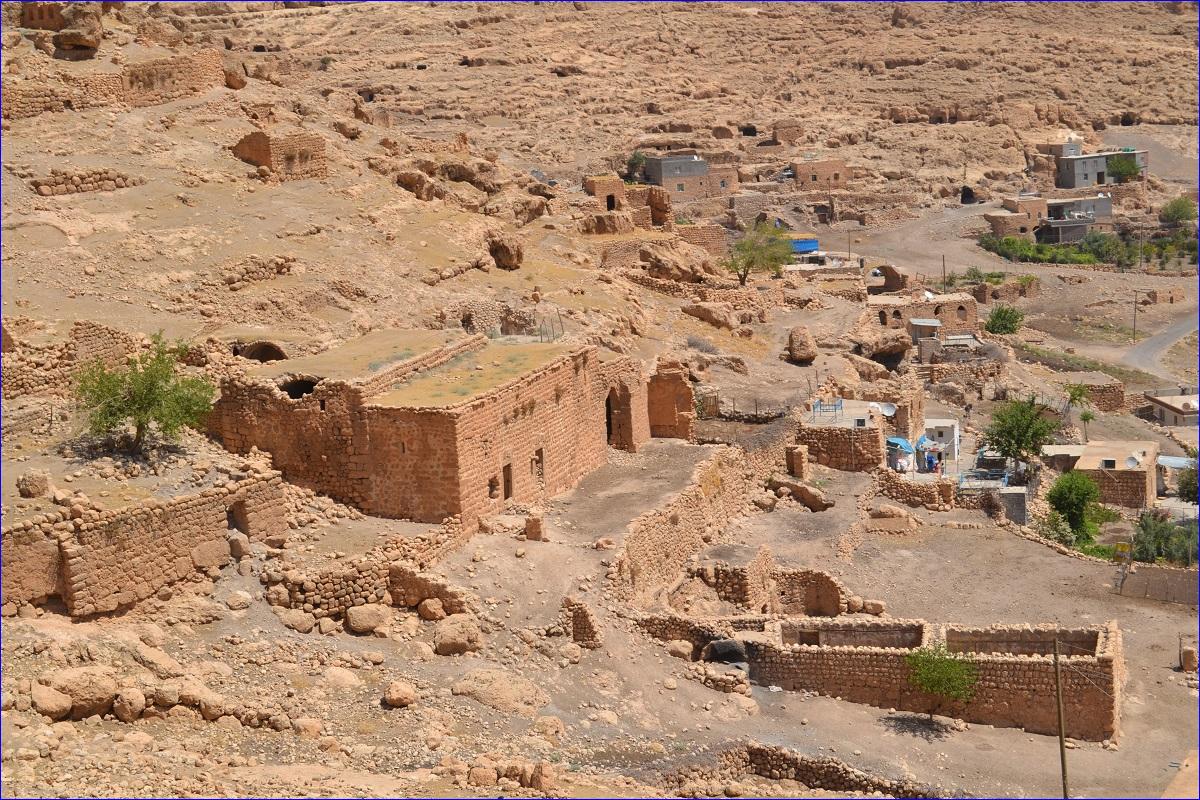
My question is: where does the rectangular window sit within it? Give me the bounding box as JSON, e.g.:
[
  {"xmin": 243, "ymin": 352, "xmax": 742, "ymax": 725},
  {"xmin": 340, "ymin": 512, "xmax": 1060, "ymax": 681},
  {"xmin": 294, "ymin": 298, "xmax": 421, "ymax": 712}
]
[
  {"xmin": 854, "ymin": 418, "xmax": 867, "ymax": 428},
  {"xmin": 532, "ymin": 448, "xmax": 545, "ymax": 487},
  {"xmin": 719, "ymin": 180, "xmax": 727, "ymax": 188},
  {"xmin": 833, "ymin": 172, "xmax": 840, "ymax": 180},
  {"xmin": 676, "ymin": 183, "xmax": 685, "ymax": 192},
  {"xmin": 1101, "ymin": 459, "xmax": 1116, "ymax": 469},
  {"xmin": 936, "ymin": 430, "xmax": 944, "ymax": 438},
  {"xmin": 810, "ymin": 174, "xmax": 818, "ymax": 182}
]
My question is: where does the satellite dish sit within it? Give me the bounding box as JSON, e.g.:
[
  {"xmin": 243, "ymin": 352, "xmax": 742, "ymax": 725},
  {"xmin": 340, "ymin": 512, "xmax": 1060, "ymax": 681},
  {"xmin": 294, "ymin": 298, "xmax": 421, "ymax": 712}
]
[
  {"xmin": 923, "ymin": 290, "xmax": 935, "ymax": 300},
  {"xmin": 868, "ymin": 402, "xmax": 881, "ymax": 412},
  {"xmin": 1183, "ymin": 401, "xmax": 1195, "ymax": 411},
  {"xmin": 1125, "ymin": 455, "xmax": 1140, "ymax": 469},
  {"xmin": 878, "ymin": 403, "xmax": 898, "ymax": 417}
]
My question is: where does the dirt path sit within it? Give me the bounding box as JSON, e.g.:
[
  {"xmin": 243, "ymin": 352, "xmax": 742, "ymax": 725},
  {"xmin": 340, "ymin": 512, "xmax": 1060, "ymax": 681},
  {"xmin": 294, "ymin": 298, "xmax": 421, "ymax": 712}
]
[
  {"xmin": 855, "ymin": 203, "xmax": 1013, "ymax": 277},
  {"xmin": 1123, "ymin": 308, "xmax": 1200, "ymax": 380}
]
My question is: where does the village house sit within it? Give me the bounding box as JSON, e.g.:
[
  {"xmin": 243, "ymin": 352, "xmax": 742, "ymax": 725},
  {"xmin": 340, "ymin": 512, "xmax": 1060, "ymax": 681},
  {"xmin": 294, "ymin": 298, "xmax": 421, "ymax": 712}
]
[
  {"xmin": 867, "ymin": 291, "xmax": 979, "ymax": 338},
  {"xmin": 1055, "ymin": 371, "xmax": 1126, "ymax": 413},
  {"xmin": 644, "ymin": 155, "xmax": 737, "ymax": 201},
  {"xmin": 1042, "ymin": 440, "xmax": 1160, "ymax": 508},
  {"xmin": 231, "ymin": 128, "xmax": 328, "ymax": 181},
  {"xmin": 985, "ymin": 193, "xmax": 1113, "ymax": 244},
  {"xmin": 208, "ymin": 329, "xmax": 653, "ymax": 531},
  {"xmin": 1144, "ymin": 388, "xmax": 1199, "ymax": 427},
  {"xmin": 792, "ymin": 157, "xmax": 849, "ymax": 190},
  {"xmin": 1044, "ymin": 141, "xmax": 1149, "ymax": 190}
]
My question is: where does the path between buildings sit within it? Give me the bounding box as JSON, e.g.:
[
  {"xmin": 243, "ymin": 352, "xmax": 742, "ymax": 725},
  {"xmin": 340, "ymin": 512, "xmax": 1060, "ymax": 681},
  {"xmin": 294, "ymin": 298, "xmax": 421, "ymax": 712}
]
[{"xmin": 1121, "ymin": 308, "xmax": 1199, "ymax": 380}]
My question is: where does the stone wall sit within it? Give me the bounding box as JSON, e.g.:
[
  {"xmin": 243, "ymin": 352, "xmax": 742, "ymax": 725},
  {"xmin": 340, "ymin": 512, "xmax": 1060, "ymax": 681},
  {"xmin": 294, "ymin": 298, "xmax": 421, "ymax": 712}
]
[
  {"xmin": 232, "ymin": 130, "xmax": 328, "ymax": 181},
  {"xmin": 675, "ymin": 223, "xmax": 728, "ymax": 257},
  {"xmin": 1077, "ymin": 467, "xmax": 1153, "ymax": 508},
  {"xmin": 0, "ymin": 397, "xmax": 72, "ymax": 445},
  {"xmin": 1080, "ymin": 380, "xmax": 1126, "ymax": 412},
  {"xmin": 3, "ymin": 50, "xmax": 224, "ymax": 120},
  {"xmin": 613, "ymin": 447, "xmax": 754, "ymax": 606},
  {"xmin": 661, "ymin": 742, "xmax": 937, "ymax": 798},
  {"xmin": 870, "ymin": 293, "xmax": 979, "ymax": 336},
  {"xmin": 920, "ymin": 359, "xmax": 1005, "ymax": 384},
  {"xmin": 647, "ymin": 360, "xmax": 695, "ymax": 440},
  {"xmin": 1, "ymin": 471, "xmax": 287, "ymax": 616},
  {"xmin": 875, "ymin": 467, "xmax": 955, "ymax": 508},
  {"xmin": 559, "ymin": 596, "xmax": 603, "ymax": 648},
  {"xmin": 793, "ymin": 158, "xmax": 849, "ymax": 190},
  {"xmin": 1, "ymin": 320, "xmax": 142, "ymax": 400},
  {"xmin": 795, "ymin": 424, "xmax": 885, "ymax": 472},
  {"xmin": 21, "ymin": 2, "xmax": 65, "ymax": 30},
  {"xmin": 30, "ymin": 168, "xmax": 145, "ymax": 196}
]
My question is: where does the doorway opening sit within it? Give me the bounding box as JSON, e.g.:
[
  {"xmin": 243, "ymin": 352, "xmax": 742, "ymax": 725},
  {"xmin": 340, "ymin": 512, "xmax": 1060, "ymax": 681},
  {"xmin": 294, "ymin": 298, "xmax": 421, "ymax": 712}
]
[
  {"xmin": 226, "ymin": 500, "xmax": 250, "ymax": 535},
  {"xmin": 605, "ymin": 194, "xmax": 616, "ymax": 211},
  {"xmin": 502, "ymin": 463, "xmax": 513, "ymax": 500}
]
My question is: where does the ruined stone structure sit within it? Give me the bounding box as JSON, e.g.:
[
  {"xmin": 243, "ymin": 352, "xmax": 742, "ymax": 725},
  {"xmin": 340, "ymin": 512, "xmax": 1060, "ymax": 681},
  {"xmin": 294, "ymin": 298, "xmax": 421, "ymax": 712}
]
[
  {"xmin": 2, "ymin": 49, "xmax": 224, "ymax": 120},
  {"xmin": 868, "ymin": 291, "xmax": 979, "ymax": 337},
  {"xmin": 971, "ymin": 276, "xmax": 1041, "ymax": 304},
  {"xmin": 639, "ymin": 615, "xmax": 1124, "ymax": 741},
  {"xmin": 30, "ymin": 168, "xmax": 145, "ymax": 196},
  {"xmin": 210, "ymin": 330, "xmax": 649, "ymax": 532},
  {"xmin": 647, "ymin": 360, "xmax": 696, "ymax": 440},
  {"xmin": 1, "ymin": 469, "xmax": 288, "ymax": 617},
  {"xmin": 581, "ymin": 175, "xmax": 673, "ymax": 232},
  {"xmin": 231, "ymin": 129, "xmax": 328, "ymax": 181},
  {"xmin": 20, "ymin": 2, "xmax": 65, "ymax": 31},
  {"xmin": 558, "ymin": 596, "xmax": 603, "ymax": 649},
  {"xmin": 1057, "ymin": 371, "xmax": 1125, "ymax": 413},
  {"xmin": 1, "ymin": 319, "xmax": 142, "ymax": 400},
  {"xmin": 675, "ymin": 223, "xmax": 728, "ymax": 256}
]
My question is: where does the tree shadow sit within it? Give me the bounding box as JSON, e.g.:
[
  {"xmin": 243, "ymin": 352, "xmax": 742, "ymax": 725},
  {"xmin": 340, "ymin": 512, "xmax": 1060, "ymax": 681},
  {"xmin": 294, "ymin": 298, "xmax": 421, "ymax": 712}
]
[{"xmin": 881, "ymin": 711, "xmax": 953, "ymax": 742}]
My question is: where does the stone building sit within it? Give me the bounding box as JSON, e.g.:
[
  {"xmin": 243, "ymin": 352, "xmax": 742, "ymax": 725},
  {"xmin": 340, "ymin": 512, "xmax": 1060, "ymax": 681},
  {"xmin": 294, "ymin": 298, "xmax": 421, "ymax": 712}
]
[
  {"xmin": 1043, "ymin": 440, "xmax": 1160, "ymax": 508},
  {"xmin": 644, "ymin": 155, "xmax": 737, "ymax": 201},
  {"xmin": 795, "ymin": 398, "xmax": 887, "ymax": 472},
  {"xmin": 209, "ymin": 330, "xmax": 650, "ymax": 531},
  {"xmin": 20, "ymin": 1, "xmax": 64, "ymax": 30},
  {"xmin": 868, "ymin": 291, "xmax": 979, "ymax": 337},
  {"xmin": 231, "ymin": 129, "xmax": 328, "ymax": 181},
  {"xmin": 792, "ymin": 158, "xmax": 849, "ymax": 190},
  {"xmin": 1055, "ymin": 371, "xmax": 1125, "ymax": 412},
  {"xmin": 581, "ymin": 174, "xmax": 673, "ymax": 231}
]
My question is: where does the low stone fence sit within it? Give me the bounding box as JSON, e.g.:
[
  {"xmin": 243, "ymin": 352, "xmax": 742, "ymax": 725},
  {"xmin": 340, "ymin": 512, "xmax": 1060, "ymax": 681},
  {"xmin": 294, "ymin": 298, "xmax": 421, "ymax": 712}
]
[
  {"xmin": 795, "ymin": 423, "xmax": 884, "ymax": 472},
  {"xmin": 558, "ymin": 596, "xmax": 603, "ymax": 648},
  {"xmin": 0, "ymin": 397, "xmax": 72, "ymax": 445},
  {"xmin": 875, "ymin": 467, "xmax": 955, "ymax": 508},
  {"xmin": 31, "ymin": 169, "xmax": 145, "ymax": 196},
  {"xmin": 661, "ymin": 742, "xmax": 939, "ymax": 797},
  {"xmin": 2, "ymin": 320, "xmax": 142, "ymax": 400},
  {"xmin": 2, "ymin": 470, "xmax": 288, "ymax": 617},
  {"xmin": 611, "ymin": 447, "xmax": 754, "ymax": 606}
]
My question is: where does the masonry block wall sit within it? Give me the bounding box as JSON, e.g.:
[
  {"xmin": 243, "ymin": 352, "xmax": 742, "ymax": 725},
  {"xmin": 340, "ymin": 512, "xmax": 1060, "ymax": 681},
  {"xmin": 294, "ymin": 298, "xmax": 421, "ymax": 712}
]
[
  {"xmin": 1079, "ymin": 380, "xmax": 1126, "ymax": 412},
  {"xmin": 21, "ymin": 2, "xmax": 65, "ymax": 30},
  {"xmin": 2, "ymin": 50, "xmax": 224, "ymax": 120},
  {"xmin": 1, "ymin": 472, "xmax": 287, "ymax": 616},
  {"xmin": 793, "ymin": 158, "xmax": 849, "ymax": 190},
  {"xmin": 31, "ymin": 168, "xmax": 145, "ymax": 196},
  {"xmin": 1, "ymin": 320, "xmax": 142, "ymax": 399},
  {"xmin": 647, "ymin": 360, "xmax": 695, "ymax": 440},
  {"xmin": 795, "ymin": 424, "xmax": 885, "ymax": 471},
  {"xmin": 675, "ymin": 224, "xmax": 728, "ymax": 257},
  {"xmin": 232, "ymin": 130, "xmax": 328, "ymax": 181},
  {"xmin": 1078, "ymin": 467, "xmax": 1153, "ymax": 508},
  {"xmin": 871, "ymin": 294, "xmax": 979, "ymax": 335}
]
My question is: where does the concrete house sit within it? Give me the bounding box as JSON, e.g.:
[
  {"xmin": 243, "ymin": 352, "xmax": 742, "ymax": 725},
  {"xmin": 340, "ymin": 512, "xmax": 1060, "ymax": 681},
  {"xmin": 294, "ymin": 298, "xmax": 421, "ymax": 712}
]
[
  {"xmin": 1054, "ymin": 142, "xmax": 1148, "ymax": 189},
  {"xmin": 644, "ymin": 155, "xmax": 735, "ymax": 201}
]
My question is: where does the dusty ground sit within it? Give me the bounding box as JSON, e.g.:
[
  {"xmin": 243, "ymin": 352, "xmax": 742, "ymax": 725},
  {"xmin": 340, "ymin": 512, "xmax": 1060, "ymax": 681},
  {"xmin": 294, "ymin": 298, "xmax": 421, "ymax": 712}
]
[{"xmin": 2, "ymin": 2, "xmax": 1198, "ymax": 798}]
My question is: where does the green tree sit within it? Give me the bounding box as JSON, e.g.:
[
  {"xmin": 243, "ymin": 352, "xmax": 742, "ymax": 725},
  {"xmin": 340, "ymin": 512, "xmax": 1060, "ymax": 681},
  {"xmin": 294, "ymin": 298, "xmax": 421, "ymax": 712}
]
[
  {"xmin": 983, "ymin": 397, "xmax": 1059, "ymax": 480},
  {"xmin": 1161, "ymin": 196, "xmax": 1198, "ymax": 225},
  {"xmin": 1177, "ymin": 448, "xmax": 1198, "ymax": 505},
  {"xmin": 1079, "ymin": 409, "xmax": 1095, "ymax": 442},
  {"xmin": 905, "ymin": 645, "xmax": 978, "ymax": 719},
  {"xmin": 1047, "ymin": 471, "xmax": 1100, "ymax": 536},
  {"xmin": 984, "ymin": 304, "xmax": 1024, "ymax": 335},
  {"xmin": 1132, "ymin": 511, "xmax": 1198, "ymax": 566},
  {"xmin": 76, "ymin": 334, "xmax": 215, "ymax": 454},
  {"xmin": 724, "ymin": 222, "xmax": 793, "ymax": 287},
  {"xmin": 625, "ymin": 150, "xmax": 646, "ymax": 180},
  {"xmin": 1063, "ymin": 383, "xmax": 1090, "ymax": 426},
  {"xmin": 1106, "ymin": 153, "xmax": 1142, "ymax": 184}
]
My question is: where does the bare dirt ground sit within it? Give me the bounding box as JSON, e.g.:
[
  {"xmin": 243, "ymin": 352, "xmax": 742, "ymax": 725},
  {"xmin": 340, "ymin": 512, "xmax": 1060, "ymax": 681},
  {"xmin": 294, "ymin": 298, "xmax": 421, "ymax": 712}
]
[{"xmin": 3, "ymin": 2, "xmax": 1198, "ymax": 798}]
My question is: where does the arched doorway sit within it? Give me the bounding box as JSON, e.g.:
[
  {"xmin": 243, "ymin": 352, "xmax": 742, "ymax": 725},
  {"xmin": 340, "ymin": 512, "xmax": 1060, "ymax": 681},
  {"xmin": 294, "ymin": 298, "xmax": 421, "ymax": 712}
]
[
  {"xmin": 236, "ymin": 341, "xmax": 287, "ymax": 363},
  {"xmin": 605, "ymin": 385, "xmax": 634, "ymax": 450},
  {"xmin": 960, "ymin": 186, "xmax": 976, "ymax": 204}
]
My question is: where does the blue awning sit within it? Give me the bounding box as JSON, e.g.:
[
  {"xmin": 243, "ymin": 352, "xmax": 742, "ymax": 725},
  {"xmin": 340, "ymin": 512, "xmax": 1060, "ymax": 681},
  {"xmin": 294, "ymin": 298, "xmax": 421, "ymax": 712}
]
[
  {"xmin": 916, "ymin": 435, "xmax": 938, "ymax": 450},
  {"xmin": 886, "ymin": 436, "xmax": 915, "ymax": 453}
]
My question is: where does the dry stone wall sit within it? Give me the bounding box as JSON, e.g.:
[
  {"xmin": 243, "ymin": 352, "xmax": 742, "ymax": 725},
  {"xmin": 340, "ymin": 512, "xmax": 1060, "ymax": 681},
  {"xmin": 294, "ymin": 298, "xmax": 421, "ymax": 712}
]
[
  {"xmin": 675, "ymin": 224, "xmax": 728, "ymax": 256},
  {"xmin": 795, "ymin": 424, "xmax": 885, "ymax": 471},
  {"xmin": 30, "ymin": 168, "xmax": 145, "ymax": 196},
  {"xmin": 2, "ymin": 320, "xmax": 142, "ymax": 400}
]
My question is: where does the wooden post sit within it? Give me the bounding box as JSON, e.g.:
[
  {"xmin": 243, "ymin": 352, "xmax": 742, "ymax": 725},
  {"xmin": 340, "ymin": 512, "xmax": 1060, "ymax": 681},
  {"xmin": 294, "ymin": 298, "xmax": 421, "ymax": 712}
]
[{"xmin": 1054, "ymin": 638, "xmax": 1070, "ymax": 799}]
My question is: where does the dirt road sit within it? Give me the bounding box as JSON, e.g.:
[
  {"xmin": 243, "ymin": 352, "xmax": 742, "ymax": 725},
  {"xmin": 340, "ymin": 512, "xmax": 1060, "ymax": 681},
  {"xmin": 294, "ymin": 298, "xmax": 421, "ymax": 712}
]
[
  {"xmin": 1124, "ymin": 308, "xmax": 1200, "ymax": 380},
  {"xmin": 854, "ymin": 202, "xmax": 1015, "ymax": 277}
]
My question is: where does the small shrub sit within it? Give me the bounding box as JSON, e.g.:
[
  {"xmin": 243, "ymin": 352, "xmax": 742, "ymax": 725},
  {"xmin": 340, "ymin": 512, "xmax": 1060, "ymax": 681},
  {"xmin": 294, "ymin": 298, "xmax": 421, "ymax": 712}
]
[
  {"xmin": 1106, "ymin": 153, "xmax": 1142, "ymax": 184},
  {"xmin": 1178, "ymin": 450, "xmax": 1198, "ymax": 504},
  {"xmin": 1036, "ymin": 510, "xmax": 1076, "ymax": 547},
  {"xmin": 984, "ymin": 304, "xmax": 1024, "ymax": 335},
  {"xmin": 905, "ymin": 645, "xmax": 977, "ymax": 719},
  {"xmin": 686, "ymin": 336, "xmax": 718, "ymax": 354},
  {"xmin": 318, "ymin": 55, "xmax": 335, "ymax": 71}
]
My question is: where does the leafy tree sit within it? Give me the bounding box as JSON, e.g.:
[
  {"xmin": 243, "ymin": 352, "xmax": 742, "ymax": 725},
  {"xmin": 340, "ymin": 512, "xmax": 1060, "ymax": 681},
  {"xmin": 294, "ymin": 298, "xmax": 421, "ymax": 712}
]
[
  {"xmin": 724, "ymin": 222, "xmax": 793, "ymax": 287},
  {"xmin": 983, "ymin": 397, "xmax": 1059, "ymax": 479},
  {"xmin": 1079, "ymin": 409, "xmax": 1095, "ymax": 442},
  {"xmin": 1047, "ymin": 471, "xmax": 1100, "ymax": 536},
  {"xmin": 984, "ymin": 304, "xmax": 1024, "ymax": 335},
  {"xmin": 905, "ymin": 645, "xmax": 978, "ymax": 719},
  {"xmin": 1178, "ymin": 448, "xmax": 1198, "ymax": 505},
  {"xmin": 1106, "ymin": 153, "xmax": 1142, "ymax": 184},
  {"xmin": 1063, "ymin": 383, "xmax": 1090, "ymax": 426},
  {"xmin": 1161, "ymin": 196, "xmax": 1198, "ymax": 225},
  {"xmin": 625, "ymin": 150, "xmax": 647, "ymax": 180},
  {"xmin": 1132, "ymin": 511, "xmax": 1198, "ymax": 566},
  {"xmin": 76, "ymin": 334, "xmax": 215, "ymax": 454}
]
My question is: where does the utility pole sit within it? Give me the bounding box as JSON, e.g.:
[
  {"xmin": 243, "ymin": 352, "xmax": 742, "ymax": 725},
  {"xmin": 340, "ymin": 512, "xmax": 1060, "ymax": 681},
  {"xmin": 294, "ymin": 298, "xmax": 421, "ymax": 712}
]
[
  {"xmin": 1132, "ymin": 289, "xmax": 1147, "ymax": 341},
  {"xmin": 942, "ymin": 255, "xmax": 947, "ymax": 292},
  {"xmin": 1053, "ymin": 639, "xmax": 1070, "ymax": 799}
]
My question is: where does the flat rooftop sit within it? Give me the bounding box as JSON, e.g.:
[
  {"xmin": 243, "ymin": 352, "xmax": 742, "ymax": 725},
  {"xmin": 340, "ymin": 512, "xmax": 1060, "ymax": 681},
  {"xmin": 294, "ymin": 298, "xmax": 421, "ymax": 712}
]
[
  {"xmin": 805, "ymin": 398, "xmax": 880, "ymax": 428},
  {"xmin": 1147, "ymin": 394, "xmax": 1199, "ymax": 414},
  {"xmin": 250, "ymin": 329, "xmax": 464, "ymax": 383},
  {"xmin": 1075, "ymin": 441, "xmax": 1158, "ymax": 471},
  {"xmin": 1058, "ymin": 149, "xmax": 1147, "ymax": 160},
  {"xmin": 1056, "ymin": 370, "xmax": 1119, "ymax": 386},
  {"xmin": 368, "ymin": 341, "xmax": 576, "ymax": 409},
  {"xmin": 867, "ymin": 292, "xmax": 974, "ymax": 307}
]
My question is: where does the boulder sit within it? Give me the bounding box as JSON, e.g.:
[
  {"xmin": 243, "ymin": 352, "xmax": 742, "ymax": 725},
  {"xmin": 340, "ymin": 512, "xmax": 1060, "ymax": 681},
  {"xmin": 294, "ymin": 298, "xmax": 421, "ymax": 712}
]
[
  {"xmin": 322, "ymin": 666, "xmax": 362, "ymax": 688},
  {"xmin": 383, "ymin": 680, "xmax": 417, "ymax": 708},
  {"xmin": 451, "ymin": 668, "xmax": 549, "ymax": 718},
  {"xmin": 225, "ymin": 590, "xmax": 252, "ymax": 611},
  {"xmin": 485, "ymin": 230, "xmax": 523, "ymax": 270},
  {"xmin": 849, "ymin": 324, "xmax": 912, "ymax": 360},
  {"xmin": 346, "ymin": 603, "xmax": 391, "ymax": 634},
  {"xmin": 292, "ymin": 717, "xmax": 323, "ymax": 737},
  {"xmin": 665, "ymin": 640, "xmax": 693, "ymax": 659},
  {"xmin": 190, "ymin": 538, "xmax": 230, "ymax": 570},
  {"xmin": 16, "ymin": 469, "xmax": 51, "ymax": 498},
  {"xmin": 786, "ymin": 325, "xmax": 817, "ymax": 363},
  {"xmin": 433, "ymin": 613, "xmax": 483, "ymax": 656},
  {"xmin": 863, "ymin": 599, "xmax": 887, "ymax": 615},
  {"xmin": 133, "ymin": 644, "xmax": 185, "ymax": 679},
  {"xmin": 53, "ymin": 2, "xmax": 103, "ymax": 53},
  {"xmin": 530, "ymin": 761, "xmax": 558, "ymax": 792},
  {"xmin": 417, "ymin": 598, "xmax": 446, "ymax": 621},
  {"xmin": 112, "ymin": 686, "xmax": 146, "ymax": 723},
  {"xmin": 227, "ymin": 532, "xmax": 252, "ymax": 559},
  {"xmin": 278, "ymin": 608, "xmax": 316, "ymax": 634},
  {"xmin": 46, "ymin": 666, "xmax": 117, "ymax": 719},
  {"xmin": 682, "ymin": 301, "xmax": 737, "ymax": 330},
  {"xmin": 31, "ymin": 683, "xmax": 72, "ymax": 720}
]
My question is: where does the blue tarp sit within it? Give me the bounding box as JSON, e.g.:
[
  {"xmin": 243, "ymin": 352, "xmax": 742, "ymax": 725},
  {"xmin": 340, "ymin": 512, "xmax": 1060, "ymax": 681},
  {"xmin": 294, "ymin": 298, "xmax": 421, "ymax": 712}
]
[
  {"xmin": 1158, "ymin": 455, "xmax": 1194, "ymax": 470},
  {"xmin": 916, "ymin": 435, "xmax": 937, "ymax": 450},
  {"xmin": 886, "ymin": 436, "xmax": 915, "ymax": 453},
  {"xmin": 790, "ymin": 238, "xmax": 819, "ymax": 254}
]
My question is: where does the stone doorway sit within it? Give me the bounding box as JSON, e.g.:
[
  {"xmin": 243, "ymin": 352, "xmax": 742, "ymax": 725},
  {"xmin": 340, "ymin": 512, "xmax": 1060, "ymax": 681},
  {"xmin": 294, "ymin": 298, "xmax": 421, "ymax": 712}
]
[{"xmin": 605, "ymin": 385, "xmax": 634, "ymax": 451}]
